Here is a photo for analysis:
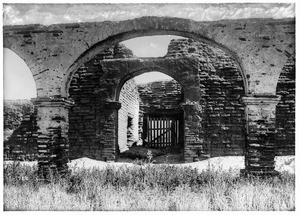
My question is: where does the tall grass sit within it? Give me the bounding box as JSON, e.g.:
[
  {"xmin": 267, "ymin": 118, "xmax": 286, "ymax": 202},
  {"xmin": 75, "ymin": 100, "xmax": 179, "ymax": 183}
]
[{"xmin": 3, "ymin": 161, "xmax": 295, "ymax": 211}]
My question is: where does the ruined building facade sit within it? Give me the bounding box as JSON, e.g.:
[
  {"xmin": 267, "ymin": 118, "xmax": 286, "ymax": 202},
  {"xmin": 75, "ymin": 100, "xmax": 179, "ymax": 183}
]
[{"xmin": 3, "ymin": 17, "xmax": 295, "ymax": 176}]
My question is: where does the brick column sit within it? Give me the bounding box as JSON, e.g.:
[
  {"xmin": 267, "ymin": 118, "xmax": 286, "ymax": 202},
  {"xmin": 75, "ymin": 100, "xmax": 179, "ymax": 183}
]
[
  {"xmin": 103, "ymin": 101, "xmax": 121, "ymax": 161},
  {"xmin": 241, "ymin": 96, "xmax": 281, "ymax": 176},
  {"xmin": 181, "ymin": 101, "xmax": 204, "ymax": 162},
  {"xmin": 31, "ymin": 97, "xmax": 74, "ymax": 178}
]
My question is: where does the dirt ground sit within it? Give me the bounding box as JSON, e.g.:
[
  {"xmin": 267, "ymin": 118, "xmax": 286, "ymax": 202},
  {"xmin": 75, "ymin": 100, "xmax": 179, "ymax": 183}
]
[{"xmin": 117, "ymin": 152, "xmax": 183, "ymax": 164}]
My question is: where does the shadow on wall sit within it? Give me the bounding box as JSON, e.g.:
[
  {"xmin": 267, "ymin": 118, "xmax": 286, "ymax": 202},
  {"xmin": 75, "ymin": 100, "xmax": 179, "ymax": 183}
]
[{"xmin": 3, "ymin": 100, "xmax": 38, "ymax": 161}]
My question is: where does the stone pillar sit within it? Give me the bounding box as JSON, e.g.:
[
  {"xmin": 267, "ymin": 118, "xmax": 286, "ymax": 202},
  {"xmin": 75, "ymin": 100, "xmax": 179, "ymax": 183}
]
[
  {"xmin": 103, "ymin": 101, "xmax": 121, "ymax": 161},
  {"xmin": 241, "ymin": 96, "xmax": 281, "ymax": 176},
  {"xmin": 181, "ymin": 101, "xmax": 204, "ymax": 162},
  {"xmin": 31, "ymin": 97, "xmax": 74, "ymax": 178}
]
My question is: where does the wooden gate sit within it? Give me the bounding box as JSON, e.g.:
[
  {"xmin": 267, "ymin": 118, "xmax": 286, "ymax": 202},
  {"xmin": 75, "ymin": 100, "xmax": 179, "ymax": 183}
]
[{"xmin": 144, "ymin": 114, "xmax": 182, "ymax": 148}]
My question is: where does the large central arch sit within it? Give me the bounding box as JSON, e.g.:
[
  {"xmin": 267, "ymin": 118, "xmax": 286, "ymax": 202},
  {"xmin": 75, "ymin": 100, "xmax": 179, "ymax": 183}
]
[
  {"xmin": 64, "ymin": 22, "xmax": 248, "ymax": 96},
  {"xmin": 67, "ymin": 35, "xmax": 246, "ymax": 162}
]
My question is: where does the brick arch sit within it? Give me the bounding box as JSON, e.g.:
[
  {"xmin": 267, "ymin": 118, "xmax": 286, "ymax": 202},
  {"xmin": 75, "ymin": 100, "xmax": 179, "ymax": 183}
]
[
  {"xmin": 116, "ymin": 67, "xmax": 186, "ymax": 156},
  {"xmin": 115, "ymin": 66, "xmax": 187, "ymax": 102},
  {"xmin": 111, "ymin": 46, "xmax": 246, "ymax": 160},
  {"xmin": 64, "ymin": 17, "xmax": 248, "ymax": 97}
]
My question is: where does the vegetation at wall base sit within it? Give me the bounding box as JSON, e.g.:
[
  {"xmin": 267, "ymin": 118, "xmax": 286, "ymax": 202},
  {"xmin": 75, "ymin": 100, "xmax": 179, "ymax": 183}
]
[{"xmin": 4, "ymin": 161, "xmax": 295, "ymax": 211}]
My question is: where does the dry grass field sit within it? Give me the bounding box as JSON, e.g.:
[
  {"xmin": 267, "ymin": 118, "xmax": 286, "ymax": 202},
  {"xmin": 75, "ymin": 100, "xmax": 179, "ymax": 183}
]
[{"xmin": 3, "ymin": 156, "xmax": 295, "ymax": 211}]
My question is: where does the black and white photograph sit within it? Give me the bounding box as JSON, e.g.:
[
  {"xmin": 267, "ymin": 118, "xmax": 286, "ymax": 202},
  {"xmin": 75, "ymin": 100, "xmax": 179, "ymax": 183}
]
[{"xmin": 1, "ymin": 1, "xmax": 297, "ymax": 212}]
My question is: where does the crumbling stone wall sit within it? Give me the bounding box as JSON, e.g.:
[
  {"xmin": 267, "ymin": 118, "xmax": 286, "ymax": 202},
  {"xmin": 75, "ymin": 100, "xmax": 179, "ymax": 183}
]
[
  {"xmin": 118, "ymin": 79, "xmax": 140, "ymax": 152},
  {"xmin": 166, "ymin": 39, "xmax": 245, "ymax": 159},
  {"xmin": 4, "ymin": 38, "xmax": 295, "ymax": 164},
  {"xmin": 68, "ymin": 38, "xmax": 246, "ymax": 161},
  {"xmin": 138, "ymin": 80, "xmax": 183, "ymax": 112},
  {"xmin": 3, "ymin": 17, "xmax": 295, "ymax": 176},
  {"xmin": 68, "ymin": 44, "xmax": 135, "ymax": 160},
  {"xmin": 276, "ymin": 56, "xmax": 295, "ymax": 155},
  {"xmin": 3, "ymin": 17, "xmax": 294, "ymax": 99}
]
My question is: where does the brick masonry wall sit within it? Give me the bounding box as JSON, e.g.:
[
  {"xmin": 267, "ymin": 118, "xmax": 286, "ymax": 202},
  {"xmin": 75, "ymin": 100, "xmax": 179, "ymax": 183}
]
[
  {"xmin": 276, "ymin": 56, "xmax": 295, "ymax": 155},
  {"xmin": 118, "ymin": 79, "xmax": 140, "ymax": 152},
  {"xmin": 68, "ymin": 44, "xmax": 135, "ymax": 160},
  {"xmin": 138, "ymin": 80, "xmax": 183, "ymax": 112},
  {"xmin": 167, "ymin": 39, "xmax": 246, "ymax": 159},
  {"xmin": 4, "ymin": 38, "xmax": 295, "ymax": 162}
]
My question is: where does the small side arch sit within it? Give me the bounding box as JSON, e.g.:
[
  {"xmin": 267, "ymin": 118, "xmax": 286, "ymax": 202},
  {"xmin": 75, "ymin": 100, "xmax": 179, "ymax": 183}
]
[
  {"xmin": 115, "ymin": 66, "xmax": 187, "ymax": 102},
  {"xmin": 3, "ymin": 48, "xmax": 37, "ymax": 99}
]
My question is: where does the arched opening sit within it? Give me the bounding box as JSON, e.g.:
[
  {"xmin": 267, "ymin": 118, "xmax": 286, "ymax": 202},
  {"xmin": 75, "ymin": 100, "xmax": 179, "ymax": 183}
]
[
  {"xmin": 3, "ymin": 48, "xmax": 38, "ymax": 161},
  {"xmin": 117, "ymin": 71, "xmax": 185, "ymax": 163},
  {"xmin": 68, "ymin": 33, "xmax": 245, "ymax": 163},
  {"xmin": 121, "ymin": 35, "xmax": 184, "ymax": 57},
  {"xmin": 3, "ymin": 48, "xmax": 37, "ymax": 100}
]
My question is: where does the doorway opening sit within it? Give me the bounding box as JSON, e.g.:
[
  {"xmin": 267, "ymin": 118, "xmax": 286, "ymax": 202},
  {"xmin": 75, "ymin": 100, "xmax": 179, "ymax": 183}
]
[
  {"xmin": 118, "ymin": 71, "xmax": 185, "ymax": 163},
  {"xmin": 144, "ymin": 113, "xmax": 183, "ymax": 149}
]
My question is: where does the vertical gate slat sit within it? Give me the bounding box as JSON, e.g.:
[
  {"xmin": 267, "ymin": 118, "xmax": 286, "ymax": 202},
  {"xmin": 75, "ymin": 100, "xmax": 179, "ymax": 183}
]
[
  {"xmin": 158, "ymin": 117, "xmax": 160, "ymax": 147},
  {"xmin": 148, "ymin": 117, "xmax": 151, "ymax": 146},
  {"xmin": 155, "ymin": 118, "xmax": 157, "ymax": 147},
  {"xmin": 159, "ymin": 117, "xmax": 162, "ymax": 147},
  {"xmin": 164, "ymin": 118, "xmax": 166, "ymax": 147},
  {"xmin": 167, "ymin": 119, "xmax": 170, "ymax": 145},
  {"xmin": 166, "ymin": 119, "xmax": 169, "ymax": 147},
  {"xmin": 174, "ymin": 118, "xmax": 176, "ymax": 146},
  {"xmin": 152, "ymin": 118, "xmax": 154, "ymax": 147},
  {"xmin": 166, "ymin": 118, "xmax": 168, "ymax": 147},
  {"xmin": 157, "ymin": 118, "xmax": 159, "ymax": 147},
  {"xmin": 150, "ymin": 117, "xmax": 152, "ymax": 147},
  {"xmin": 173, "ymin": 119, "xmax": 175, "ymax": 146},
  {"xmin": 148, "ymin": 117, "xmax": 150, "ymax": 145}
]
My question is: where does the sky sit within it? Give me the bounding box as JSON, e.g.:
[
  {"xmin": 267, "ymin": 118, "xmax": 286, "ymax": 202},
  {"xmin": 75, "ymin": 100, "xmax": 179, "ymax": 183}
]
[
  {"xmin": 3, "ymin": 3, "xmax": 295, "ymax": 26},
  {"xmin": 122, "ymin": 35, "xmax": 184, "ymax": 84},
  {"xmin": 2, "ymin": 2, "xmax": 296, "ymax": 100}
]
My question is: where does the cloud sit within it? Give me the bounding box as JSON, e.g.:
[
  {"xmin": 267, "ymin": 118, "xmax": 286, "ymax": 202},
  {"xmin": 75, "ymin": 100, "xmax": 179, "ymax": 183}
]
[{"xmin": 3, "ymin": 3, "xmax": 295, "ymax": 26}]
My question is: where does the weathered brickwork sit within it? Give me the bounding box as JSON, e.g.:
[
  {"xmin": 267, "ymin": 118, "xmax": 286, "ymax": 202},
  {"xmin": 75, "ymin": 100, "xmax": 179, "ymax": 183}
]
[
  {"xmin": 241, "ymin": 96, "xmax": 281, "ymax": 176},
  {"xmin": 166, "ymin": 39, "xmax": 245, "ymax": 160},
  {"xmin": 68, "ymin": 44, "xmax": 134, "ymax": 161},
  {"xmin": 118, "ymin": 79, "xmax": 140, "ymax": 152},
  {"xmin": 4, "ymin": 17, "xmax": 294, "ymax": 98},
  {"xmin": 3, "ymin": 17, "xmax": 295, "ymax": 176},
  {"xmin": 276, "ymin": 56, "xmax": 295, "ymax": 155},
  {"xmin": 138, "ymin": 80, "xmax": 183, "ymax": 112},
  {"xmin": 31, "ymin": 97, "xmax": 73, "ymax": 176},
  {"xmin": 4, "ymin": 38, "xmax": 295, "ymax": 171}
]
